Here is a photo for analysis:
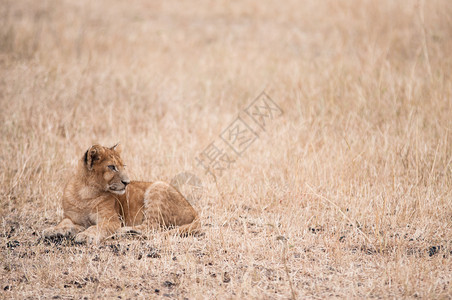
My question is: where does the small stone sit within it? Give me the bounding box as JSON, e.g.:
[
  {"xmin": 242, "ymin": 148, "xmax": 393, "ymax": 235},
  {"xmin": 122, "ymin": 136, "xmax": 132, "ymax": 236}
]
[
  {"xmin": 163, "ymin": 281, "xmax": 174, "ymax": 288},
  {"xmin": 223, "ymin": 272, "xmax": 231, "ymax": 283},
  {"xmin": 147, "ymin": 251, "xmax": 160, "ymax": 258},
  {"xmin": 6, "ymin": 241, "xmax": 20, "ymax": 249},
  {"xmin": 428, "ymin": 246, "xmax": 442, "ymax": 257}
]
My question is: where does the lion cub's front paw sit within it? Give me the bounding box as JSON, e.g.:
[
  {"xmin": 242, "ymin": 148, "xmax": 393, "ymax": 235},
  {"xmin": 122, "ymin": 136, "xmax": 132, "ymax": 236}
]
[
  {"xmin": 42, "ymin": 226, "xmax": 77, "ymax": 239},
  {"xmin": 75, "ymin": 231, "xmax": 101, "ymax": 245}
]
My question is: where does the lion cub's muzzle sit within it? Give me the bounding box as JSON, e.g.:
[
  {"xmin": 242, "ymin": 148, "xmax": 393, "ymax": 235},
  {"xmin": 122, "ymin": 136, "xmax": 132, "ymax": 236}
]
[{"xmin": 109, "ymin": 174, "xmax": 130, "ymax": 195}]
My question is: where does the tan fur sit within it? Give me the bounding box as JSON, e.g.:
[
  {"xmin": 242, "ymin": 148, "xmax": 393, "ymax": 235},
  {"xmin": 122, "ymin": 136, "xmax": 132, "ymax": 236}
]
[{"xmin": 42, "ymin": 144, "xmax": 200, "ymax": 244}]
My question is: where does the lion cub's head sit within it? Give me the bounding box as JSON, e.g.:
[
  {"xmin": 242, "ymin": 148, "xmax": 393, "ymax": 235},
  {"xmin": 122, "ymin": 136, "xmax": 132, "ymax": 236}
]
[{"xmin": 83, "ymin": 144, "xmax": 130, "ymax": 195}]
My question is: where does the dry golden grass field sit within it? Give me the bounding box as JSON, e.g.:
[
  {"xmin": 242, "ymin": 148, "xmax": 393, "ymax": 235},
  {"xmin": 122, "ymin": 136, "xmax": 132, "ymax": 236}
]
[{"xmin": 1, "ymin": 0, "xmax": 451, "ymax": 299}]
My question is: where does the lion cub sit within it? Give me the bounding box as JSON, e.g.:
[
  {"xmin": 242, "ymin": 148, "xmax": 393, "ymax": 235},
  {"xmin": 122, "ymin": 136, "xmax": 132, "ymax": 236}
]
[{"xmin": 43, "ymin": 144, "xmax": 200, "ymax": 244}]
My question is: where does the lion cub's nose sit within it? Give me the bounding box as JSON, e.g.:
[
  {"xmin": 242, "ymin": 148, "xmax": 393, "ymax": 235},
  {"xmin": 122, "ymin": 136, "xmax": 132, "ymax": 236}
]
[{"xmin": 121, "ymin": 179, "xmax": 130, "ymax": 186}]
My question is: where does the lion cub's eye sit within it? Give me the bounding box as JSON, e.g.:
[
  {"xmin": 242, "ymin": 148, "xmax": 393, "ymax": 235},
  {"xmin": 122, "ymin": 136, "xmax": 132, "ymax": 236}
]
[{"xmin": 108, "ymin": 165, "xmax": 118, "ymax": 172}]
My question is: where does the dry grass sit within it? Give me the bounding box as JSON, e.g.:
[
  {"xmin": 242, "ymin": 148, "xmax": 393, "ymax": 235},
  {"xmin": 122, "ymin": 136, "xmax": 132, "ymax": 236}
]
[{"xmin": 1, "ymin": 0, "xmax": 451, "ymax": 298}]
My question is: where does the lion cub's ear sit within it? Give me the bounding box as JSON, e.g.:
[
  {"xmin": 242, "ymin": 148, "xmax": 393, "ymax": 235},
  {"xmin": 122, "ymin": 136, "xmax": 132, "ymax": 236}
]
[
  {"xmin": 84, "ymin": 145, "xmax": 104, "ymax": 170},
  {"xmin": 110, "ymin": 143, "xmax": 121, "ymax": 154}
]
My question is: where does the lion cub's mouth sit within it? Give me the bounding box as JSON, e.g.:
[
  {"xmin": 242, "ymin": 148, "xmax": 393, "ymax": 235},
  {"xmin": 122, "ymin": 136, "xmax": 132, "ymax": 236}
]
[{"xmin": 110, "ymin": 188, "xmax": 126, "ymax": 195}]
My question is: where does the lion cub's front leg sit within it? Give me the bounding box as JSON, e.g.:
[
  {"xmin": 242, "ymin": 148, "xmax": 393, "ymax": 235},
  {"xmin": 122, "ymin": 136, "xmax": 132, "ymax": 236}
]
[
  {"xmin": 74, "ymin": 199, "xmax": 121, "ymax": 244},
  {"xmin": 74, "ymin": 220, "xmax": 120, "ymax": 244},
  {"xmin": 43, "ymin": 218, "xmax": 85, "ymax": 239}
]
